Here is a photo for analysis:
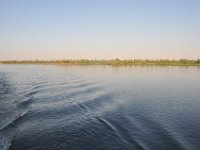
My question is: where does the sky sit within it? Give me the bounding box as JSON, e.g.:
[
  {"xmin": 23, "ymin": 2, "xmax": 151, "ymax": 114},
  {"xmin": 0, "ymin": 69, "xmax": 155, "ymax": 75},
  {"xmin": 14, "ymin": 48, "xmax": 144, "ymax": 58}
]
[{"xmin": 0, "ymin": 0, "xmax": 200, "ymax": 60}]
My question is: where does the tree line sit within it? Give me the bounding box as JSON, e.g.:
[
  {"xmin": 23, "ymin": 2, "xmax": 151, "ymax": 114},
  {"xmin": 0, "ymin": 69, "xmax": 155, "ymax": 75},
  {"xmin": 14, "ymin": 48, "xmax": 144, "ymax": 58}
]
[{"xmin": 1, "ymin": 59, "xmax": 200, "ymax": 66}]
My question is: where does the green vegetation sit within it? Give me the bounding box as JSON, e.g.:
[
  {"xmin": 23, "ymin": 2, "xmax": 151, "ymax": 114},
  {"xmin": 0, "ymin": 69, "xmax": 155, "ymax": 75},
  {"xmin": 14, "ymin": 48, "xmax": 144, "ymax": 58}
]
[{"xmin": 1, "ymin": 59, "xmax": 200, "ymax": 66}]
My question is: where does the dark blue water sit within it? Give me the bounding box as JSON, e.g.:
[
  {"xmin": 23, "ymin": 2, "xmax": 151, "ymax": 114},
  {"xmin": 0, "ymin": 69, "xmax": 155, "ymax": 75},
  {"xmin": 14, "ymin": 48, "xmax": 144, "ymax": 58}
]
[{"xmin": 0, "ymin": 65, "xmax": 200, "ymax": 150}]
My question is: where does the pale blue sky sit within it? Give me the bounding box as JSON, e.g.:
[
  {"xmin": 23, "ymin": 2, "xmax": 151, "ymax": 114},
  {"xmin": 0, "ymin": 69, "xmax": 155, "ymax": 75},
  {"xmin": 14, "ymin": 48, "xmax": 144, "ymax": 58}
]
[{"xmin": 0, "ymin": 0, "xmax": 200, "ymax": 60}]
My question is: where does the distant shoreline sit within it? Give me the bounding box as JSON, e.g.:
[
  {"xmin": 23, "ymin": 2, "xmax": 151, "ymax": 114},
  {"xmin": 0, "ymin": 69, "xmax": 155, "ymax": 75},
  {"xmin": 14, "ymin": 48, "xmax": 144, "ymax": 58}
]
[{"xmin": 1, "ymin": 59, "xmax": 200, "ymax": 66}]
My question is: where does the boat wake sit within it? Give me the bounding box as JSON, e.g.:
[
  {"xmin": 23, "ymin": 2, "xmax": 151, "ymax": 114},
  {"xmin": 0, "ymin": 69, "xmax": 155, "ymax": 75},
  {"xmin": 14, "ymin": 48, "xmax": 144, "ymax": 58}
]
[
  {"xmin": 0, "ymin": 111, "xmax": 28, "ymax": 150},
  {"xmin": 0, "ymin": 134, "xmax": 11, "ymax": 150}
]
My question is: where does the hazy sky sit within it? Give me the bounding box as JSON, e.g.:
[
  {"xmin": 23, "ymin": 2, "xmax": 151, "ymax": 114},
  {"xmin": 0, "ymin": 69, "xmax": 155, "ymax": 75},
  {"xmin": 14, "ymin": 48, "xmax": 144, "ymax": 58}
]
[{"xmin": 0, "ymin": 0, "xmax": 200, "ymax": 60}]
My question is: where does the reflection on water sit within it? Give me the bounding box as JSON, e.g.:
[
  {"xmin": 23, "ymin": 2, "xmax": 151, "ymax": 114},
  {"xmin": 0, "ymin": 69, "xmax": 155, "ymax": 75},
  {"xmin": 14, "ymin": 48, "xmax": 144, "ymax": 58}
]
[{"xmin": 0, "ymin": 65, "xmax": 200, "ymax": 150}]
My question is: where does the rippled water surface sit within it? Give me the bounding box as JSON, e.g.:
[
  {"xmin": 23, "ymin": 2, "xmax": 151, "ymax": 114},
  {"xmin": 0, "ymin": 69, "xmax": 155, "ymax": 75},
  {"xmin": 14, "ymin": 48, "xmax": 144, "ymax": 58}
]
[{"xmin": 0, "ymin": 65, "xmax": 200, "ymax": 150}]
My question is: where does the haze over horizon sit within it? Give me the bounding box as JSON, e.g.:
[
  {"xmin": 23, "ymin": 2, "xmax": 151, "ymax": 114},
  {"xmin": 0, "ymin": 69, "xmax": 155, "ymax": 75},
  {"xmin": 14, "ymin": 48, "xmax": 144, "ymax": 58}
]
[{"xmin": 0, "ymin": 0, "xmax": 200, "ymax": 60}]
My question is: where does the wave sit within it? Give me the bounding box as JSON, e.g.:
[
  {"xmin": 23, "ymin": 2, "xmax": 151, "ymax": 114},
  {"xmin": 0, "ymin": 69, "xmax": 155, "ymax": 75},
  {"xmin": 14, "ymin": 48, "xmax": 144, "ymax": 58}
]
[
  {"xmin": 96, "ymin": 116, "xmax": 147, "ymax": 150},
  {"xmin": 0, "ymin": 111, "xmax": 28, "ymax": 131},
  {"xmin": 122, "ymin": 115, "xmax": 189, "ymax": 150},
  {"xmin": 17, "ymin": 98, "xmax": 34, "ymax": 108}
]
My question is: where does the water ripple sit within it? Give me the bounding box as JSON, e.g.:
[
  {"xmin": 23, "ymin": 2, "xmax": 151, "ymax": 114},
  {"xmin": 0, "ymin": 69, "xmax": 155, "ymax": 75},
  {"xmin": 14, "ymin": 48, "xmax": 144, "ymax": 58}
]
[{"xmin": 0, "ymin": 65, "xmax": 200, "ymax": 150}]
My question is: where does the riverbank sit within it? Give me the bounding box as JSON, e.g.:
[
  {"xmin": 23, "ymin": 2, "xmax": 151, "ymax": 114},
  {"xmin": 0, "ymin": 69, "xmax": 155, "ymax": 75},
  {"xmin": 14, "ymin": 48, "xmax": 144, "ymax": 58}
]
[{"xmin": 1, "ymin": 59, "xmax": 200, "ymax": 66}]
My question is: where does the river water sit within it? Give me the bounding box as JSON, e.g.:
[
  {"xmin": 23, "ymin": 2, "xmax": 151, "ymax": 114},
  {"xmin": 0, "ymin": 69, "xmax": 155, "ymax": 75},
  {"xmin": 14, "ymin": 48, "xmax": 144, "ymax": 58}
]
[{"xmin": 0, "ymin": 65, "xmax": 200, "ymax": 150}]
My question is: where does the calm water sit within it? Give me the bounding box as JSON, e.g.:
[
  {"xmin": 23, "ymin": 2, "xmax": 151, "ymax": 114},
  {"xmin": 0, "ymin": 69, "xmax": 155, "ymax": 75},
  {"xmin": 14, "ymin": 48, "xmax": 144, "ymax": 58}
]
[{"xmin": 0, "ymin": 65, "xmax": 200, "ymax": 150}]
